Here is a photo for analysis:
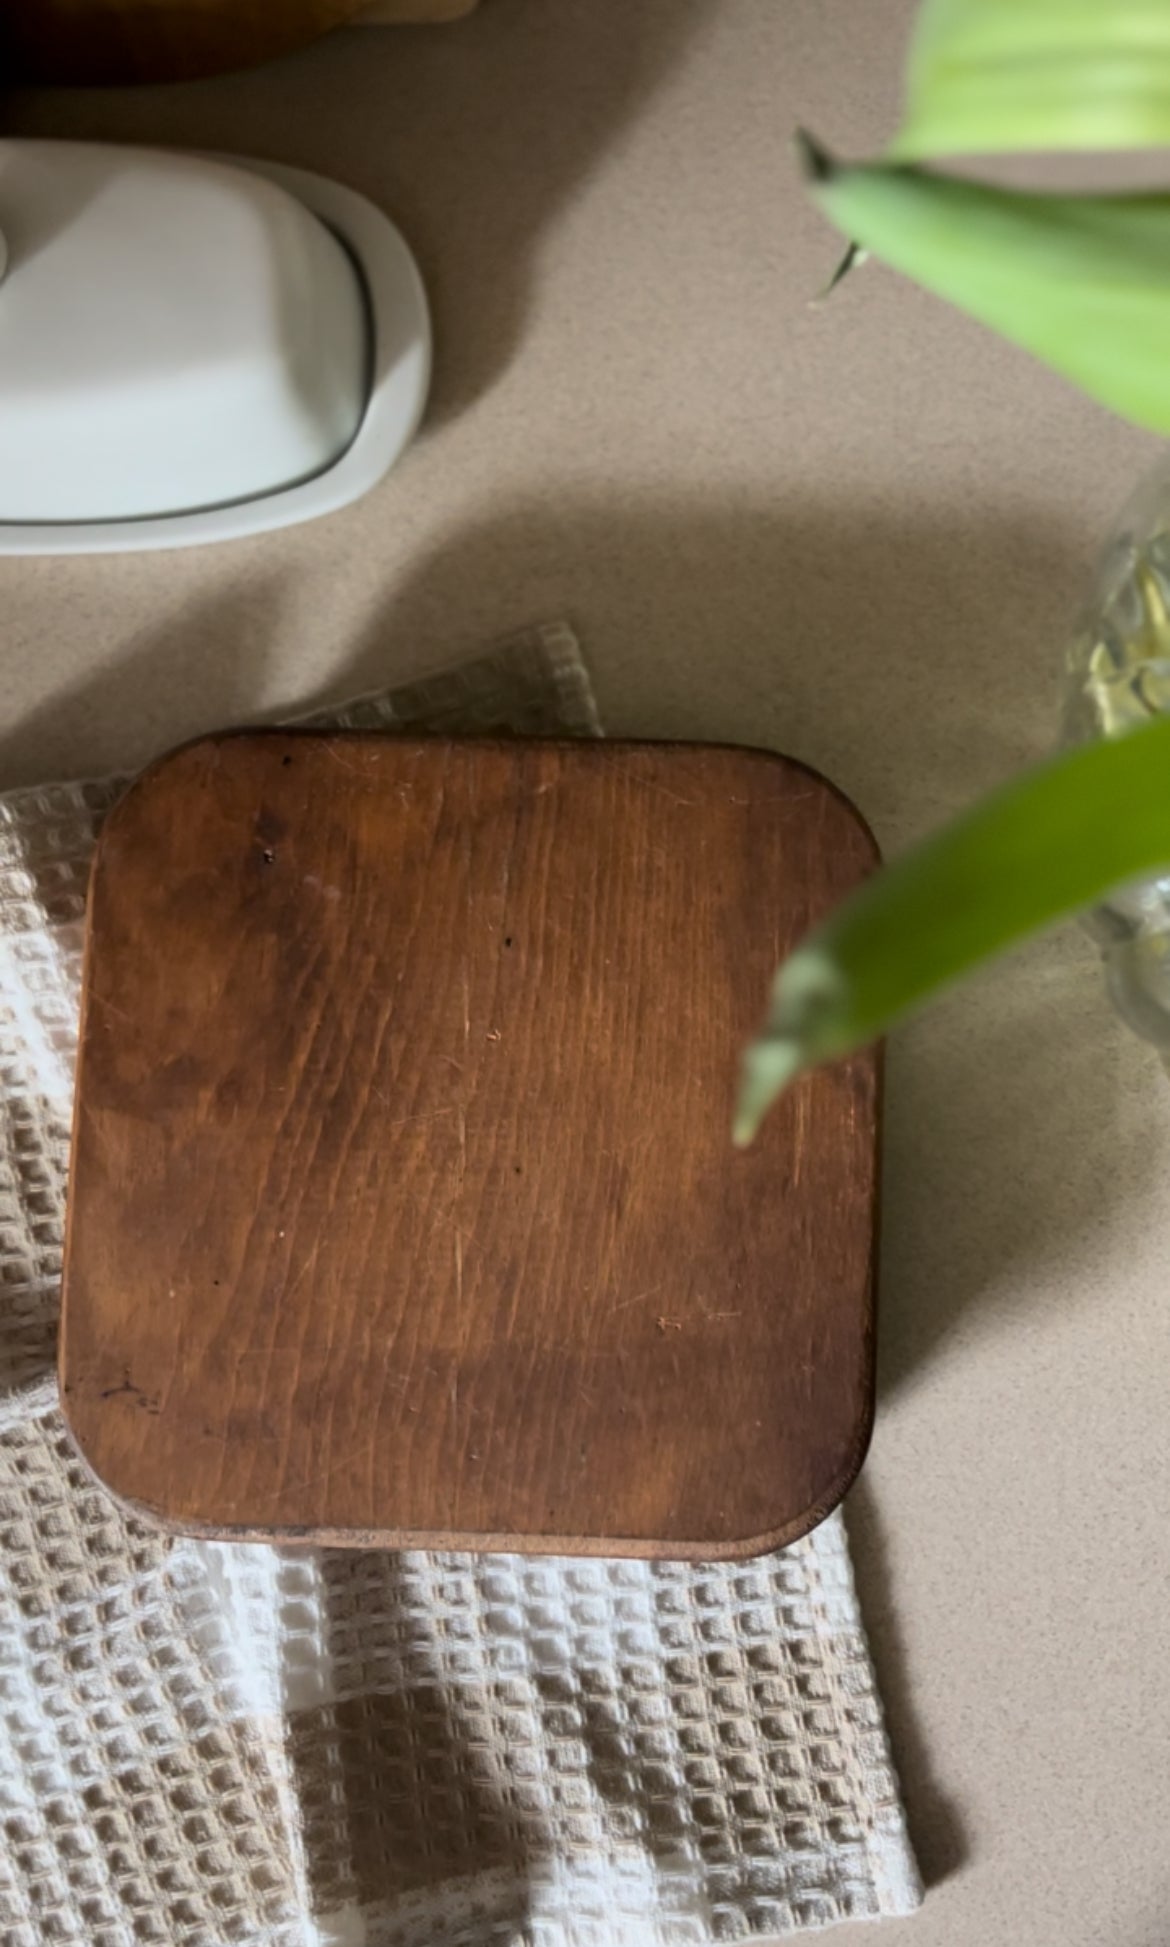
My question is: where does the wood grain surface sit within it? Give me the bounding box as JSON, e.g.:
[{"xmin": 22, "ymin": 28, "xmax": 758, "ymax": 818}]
[{"xmin": 61, "ymin": 735, "xmax": 880, "ymax": 1557}]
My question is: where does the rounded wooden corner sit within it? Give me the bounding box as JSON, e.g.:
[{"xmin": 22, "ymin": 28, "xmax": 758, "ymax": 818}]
[
  {"xmin": 729, "ymin": 1404, "xmax": 876, "ymax": 1561},
  {"xmin": 90, "ymin": 731, "xmax": 258, "ymax": 864},
  {"xmin": 722, "ymin": 738, "xmax": 883, "ymax": 874},
  {"xmin": 624, "ymin": 1382, "xmax": 876, "ymax": 1565},
  {"xmin": 55, "ymin": 1380, "xmax": 181, "ymax": 1539}
]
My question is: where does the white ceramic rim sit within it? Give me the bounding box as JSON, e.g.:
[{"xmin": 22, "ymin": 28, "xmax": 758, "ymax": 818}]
[{"xmin": 0, "ymin": 151, "xmax": 432, "ymax": 555}]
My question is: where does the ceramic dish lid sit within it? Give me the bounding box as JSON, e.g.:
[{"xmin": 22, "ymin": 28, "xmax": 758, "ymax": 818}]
[{"xmin": 0, "ymin": 140, "xmax": 368, "ymax": 524}]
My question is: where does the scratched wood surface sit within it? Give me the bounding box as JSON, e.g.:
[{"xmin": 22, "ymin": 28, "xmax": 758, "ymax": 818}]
[{"xmin": 61, "ymin": 735, "xmax": 880, "ymax": 1558}]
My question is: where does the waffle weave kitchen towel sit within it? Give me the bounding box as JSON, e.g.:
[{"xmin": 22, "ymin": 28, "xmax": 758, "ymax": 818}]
[{"xmin": 0, "ymin": 624, "xmax": 921, "ymax": 1946}]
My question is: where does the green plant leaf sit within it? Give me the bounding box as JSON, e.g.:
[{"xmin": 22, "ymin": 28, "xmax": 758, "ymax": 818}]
[
  {"xmin": 799, "ymin": 134, "xmax": 1170, "ymax": 434},
  {"xmin": 894, "ymin": 0, "xmax": 1170, "ymax": 155},
  {"xmin": 735, "ymin": 711, "xmax": 1170, "ymax": 1145}
]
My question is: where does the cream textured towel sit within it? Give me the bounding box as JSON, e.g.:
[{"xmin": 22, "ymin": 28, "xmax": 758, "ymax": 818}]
[{"xmin": 0, "ymin": 625, "xmax": 920, "ymax": 1945}]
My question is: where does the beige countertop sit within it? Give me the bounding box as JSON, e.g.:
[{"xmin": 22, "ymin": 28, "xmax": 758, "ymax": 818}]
[{"xmin": 6, "ymin": 4, "xmax": 1170, "ymax": 1941}]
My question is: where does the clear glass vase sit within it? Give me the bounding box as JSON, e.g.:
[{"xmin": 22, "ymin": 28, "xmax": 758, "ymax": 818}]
[{"xmin": 1063, "ymin": 456, "xmax": 1170, "ymax": 1059}]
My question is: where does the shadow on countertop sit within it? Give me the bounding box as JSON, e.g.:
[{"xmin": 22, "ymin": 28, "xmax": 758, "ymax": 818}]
[{"xmin": 845, "ymin": 1477, "xmax": 967, "ymax": 1893}]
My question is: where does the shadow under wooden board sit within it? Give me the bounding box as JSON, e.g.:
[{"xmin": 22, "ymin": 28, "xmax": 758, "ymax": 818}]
[{"xmin": 60, "ymin": 734, "xmax": 880, "ymax": 1559}]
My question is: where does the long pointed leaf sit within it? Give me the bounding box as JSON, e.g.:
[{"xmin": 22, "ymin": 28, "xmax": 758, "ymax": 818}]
[
  {"xmin": 801, "ymin": 135, "xmax": 1170, "ymax": 435},
  {"xmin": 735, "ymin": 712, "xmax": 1170, "ymax": 1145},
  {"xmin": 895, "ymin": 0, "xmax": 1170, "ymax": 156}
]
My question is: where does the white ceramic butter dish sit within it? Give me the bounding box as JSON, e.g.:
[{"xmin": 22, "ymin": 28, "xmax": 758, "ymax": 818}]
[{"xmin": 0, "ymin": 141, "xmax": 430, "ymax": 553}]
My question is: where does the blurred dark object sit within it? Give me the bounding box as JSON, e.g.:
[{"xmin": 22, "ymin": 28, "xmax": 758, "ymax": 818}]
[{"xmin": 2, "ymin": 0, "xmax": 478, "ymax": 86}]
